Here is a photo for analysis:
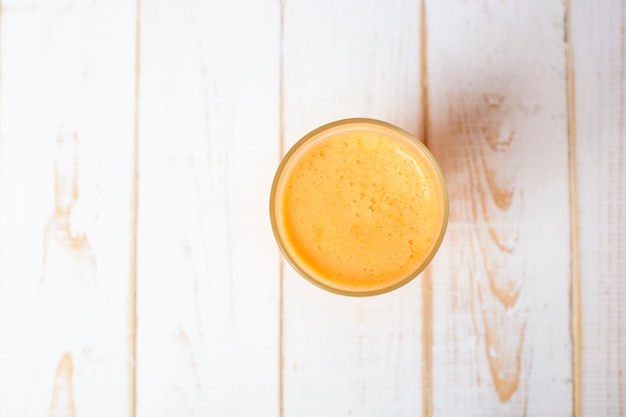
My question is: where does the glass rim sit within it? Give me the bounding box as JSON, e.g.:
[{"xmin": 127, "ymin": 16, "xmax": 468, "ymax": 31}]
[{"xmin": 270, "ymin": 118, "xmax": 449, "ymax": 297}]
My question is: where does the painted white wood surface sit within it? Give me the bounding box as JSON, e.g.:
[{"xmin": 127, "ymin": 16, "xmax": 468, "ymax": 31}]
[
  {"xmin": 0, "ymin": 0, "xmax": 623, "ymax": 416},
  {"xmin": 135, "ymin": 0, "xmax": 281, "ymax": 415},
  {"xmin": 426, "ymin": 0, "xmax": 572, "ymax": 415},
  {"xmin": 281, "ymin": 0, "xmax": 424, "ymax": 415},
  {"xmin": 570, "ymin": 1, "xmax": 626, "ymax": 415},
  {"xmin": 0, "ymin": 1, "xmax": 136, "ymax": 416}
]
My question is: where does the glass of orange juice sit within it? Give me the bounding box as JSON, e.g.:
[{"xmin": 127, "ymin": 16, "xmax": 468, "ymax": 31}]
[{"xmin": 270, "ymin": 118, "xmax": 448, "ymax": 296}]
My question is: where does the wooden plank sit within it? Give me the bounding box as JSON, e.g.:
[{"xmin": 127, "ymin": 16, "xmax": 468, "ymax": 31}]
[
  {"xmin": 569, "ymin": 1, "xmax": 626, "ymax": 415},
  {"xmin": 425, "ymin": 0, "xmax": 572, "ymax": 415},
  {"xmin": 134, "ymin": 0, "xmax": 281, "ymax": 415},
  {"xmin": 281, "ymin": 0, "xmax": 423, "ymax": 415},
  {"xmin": 0, "ymin": 1, "xmax": 137, "ymax": 416}
]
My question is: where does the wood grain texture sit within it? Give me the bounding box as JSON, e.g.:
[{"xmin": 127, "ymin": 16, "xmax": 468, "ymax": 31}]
[
  {"xmin": 281, "ymin": 0, "xmax": 423, "ymax": 415},
  {"xmin": 570, "ymin": 1, "xmax": 626, "ymax": 415},
  {"xmin": 1, "ymin": 1, "xmax": 625, "ymax": 416},
  {"xmin": 135, "ymin": 0, "xmax": 281, "ymax": 415},
  {"xmin": 425, "ymin": 0, "xmax": 572, "ymax": 415},
  {"xmin": 0, "ymin": 1, "xmax": 137, "ymax": 416}
]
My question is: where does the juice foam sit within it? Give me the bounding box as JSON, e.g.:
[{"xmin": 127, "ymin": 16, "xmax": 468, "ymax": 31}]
[{"xmin": 274, "ymin": 126, "xmax": 443, "ymax": 293}]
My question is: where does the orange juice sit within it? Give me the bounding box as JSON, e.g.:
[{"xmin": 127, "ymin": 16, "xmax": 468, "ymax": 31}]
[{"xmin": 270, "ymin": 119, "xmax": 448, "ymax": 296}]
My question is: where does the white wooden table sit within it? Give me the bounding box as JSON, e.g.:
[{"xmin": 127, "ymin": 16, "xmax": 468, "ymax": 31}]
[{"xmin": 0, "ymin": 0, "xmax": 624, "ymax": 416}]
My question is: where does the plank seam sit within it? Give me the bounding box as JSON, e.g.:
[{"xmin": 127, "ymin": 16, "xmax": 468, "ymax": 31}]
[
  {"xmin": 278, "ymin": 0, "xmax": 285, "ymax": 415},
  {"xmin": 420, "ymin": 1, "xmax": 433, "ymax": 416},
  {"xmin": 130, "ymin": 0, "xmax": 142, "ymax": 416},
  {"xmin": 419, "ymin": 0, "xmax": 429, "ymax": 147},
  {"xmin": 564, "ymin": 0, "xmax": 582, "ymax": 415}
]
